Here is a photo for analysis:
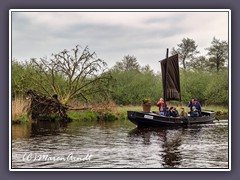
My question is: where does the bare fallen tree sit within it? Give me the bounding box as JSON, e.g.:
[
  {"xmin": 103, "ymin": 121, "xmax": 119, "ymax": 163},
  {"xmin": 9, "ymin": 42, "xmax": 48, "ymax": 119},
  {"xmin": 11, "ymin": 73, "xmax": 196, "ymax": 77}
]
[{"xmin": 29, "ymin": 45, "xmax": 112, "ymax": 105}]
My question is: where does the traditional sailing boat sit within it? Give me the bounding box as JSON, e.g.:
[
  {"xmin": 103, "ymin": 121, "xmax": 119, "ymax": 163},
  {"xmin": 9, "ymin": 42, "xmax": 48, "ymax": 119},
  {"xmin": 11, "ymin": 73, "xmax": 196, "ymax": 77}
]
[{"xmin": 127, "ymin": 49, "xmax": 216, "ymax": 127}]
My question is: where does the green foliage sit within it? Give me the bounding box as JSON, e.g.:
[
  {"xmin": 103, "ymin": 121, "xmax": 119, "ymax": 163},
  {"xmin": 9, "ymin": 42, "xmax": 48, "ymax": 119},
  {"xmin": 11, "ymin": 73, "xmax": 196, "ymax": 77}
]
[
  {"xmin": 12, "ymin": 114, "xmax": 30, "ymax": 124},
  {"xmin": 180, "ymin": 70, "xmax": 228, "ymax": 105},
  {"xmin": 12, "ymin": 41, "xmax": 229, "ymax": 108},
  {"xmin": 142, "ymin": 97, "xmax": 151, "ymax": 105},
  {"xmin": 110, "ymin": 70, "xmax": 162, "ymax": 105},
  {"xmin": 180, "ymin": 70, "xmax": 211, "ymax": 104},
  {"xmin": 110, "ymin": 58, "xmax": 228, "ymax": 106},
  {"xmin": 12, "ymin": 60, "xmax": 37, "ymax": 96},
  {"xmin": 204, "ymin": 71, "xmax": 228, "ymax": 105}
]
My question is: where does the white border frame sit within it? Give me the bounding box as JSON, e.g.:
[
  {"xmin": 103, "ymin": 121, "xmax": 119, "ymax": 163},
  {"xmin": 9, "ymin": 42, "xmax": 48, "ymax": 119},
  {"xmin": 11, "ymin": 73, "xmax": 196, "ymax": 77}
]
[{"xmin": 9, "ymin": 9, "xmax": 231, "ymax": 171}]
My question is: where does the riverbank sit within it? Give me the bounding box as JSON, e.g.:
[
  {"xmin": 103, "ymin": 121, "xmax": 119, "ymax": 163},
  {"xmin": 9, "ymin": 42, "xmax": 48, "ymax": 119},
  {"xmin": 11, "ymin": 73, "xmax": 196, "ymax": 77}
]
[
  {"xmin": 116, "ymin": 105, "xmax": 228, "ymax": 119},
  {"xmin": 12, "ymin": 101, "xmax": 228, "ymax": 123},
  {"xmin": 55, "ymin": 105, "xmax": 229, "ymax": 122}
]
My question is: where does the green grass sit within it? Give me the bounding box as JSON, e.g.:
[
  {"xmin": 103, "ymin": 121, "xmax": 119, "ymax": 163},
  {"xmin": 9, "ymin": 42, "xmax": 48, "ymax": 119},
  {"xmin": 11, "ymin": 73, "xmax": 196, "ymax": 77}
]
[
  {"xmin": 117, "ymin": 105, "xmax": 159, "ymax": 114},
  {"xmin": 67, "ymin": 104, "xmax": 228, "ymax": 122},
  {"xmin": 67, "ymin": 111, "xmax": 98, "ymax": 121},
  {"xmin": 201, "ymin": 105, "xmax": 228, "ymax": 112},
  {"xmin": 117, "ymin": 104, "xmax": 228, "ymax": 117},
  {"xmin": 67, "ymin": 110, "xmax": 119, "ymax": 121},
  {"xmin": 14, "ymin": 105, "xmax": 227, "ymax": 123},
  {"xmin": 12, "ymin": 114, "xmax": 30, "ymax": 124}
]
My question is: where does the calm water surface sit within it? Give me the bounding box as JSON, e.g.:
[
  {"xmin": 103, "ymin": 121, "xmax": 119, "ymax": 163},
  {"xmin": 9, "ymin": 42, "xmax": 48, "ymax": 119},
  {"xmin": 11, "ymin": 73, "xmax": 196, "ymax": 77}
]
[{"xmin": 12, "ymin": 119, "xmax": 229, "ymax": 169}]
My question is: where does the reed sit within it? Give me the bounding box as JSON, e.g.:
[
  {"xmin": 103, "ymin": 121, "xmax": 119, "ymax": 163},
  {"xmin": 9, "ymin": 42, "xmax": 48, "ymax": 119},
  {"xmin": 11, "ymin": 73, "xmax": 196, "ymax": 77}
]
[{"xmin": 12, "ymin": 96, "xmax": 29, "ymax": 122}]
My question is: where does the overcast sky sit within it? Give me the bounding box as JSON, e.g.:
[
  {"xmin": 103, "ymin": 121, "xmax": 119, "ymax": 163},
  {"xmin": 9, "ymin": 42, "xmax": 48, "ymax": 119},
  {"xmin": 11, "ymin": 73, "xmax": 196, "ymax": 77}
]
[{"xmin": 11, "ymin": 10, "xmax": 229, "ymax": 72}]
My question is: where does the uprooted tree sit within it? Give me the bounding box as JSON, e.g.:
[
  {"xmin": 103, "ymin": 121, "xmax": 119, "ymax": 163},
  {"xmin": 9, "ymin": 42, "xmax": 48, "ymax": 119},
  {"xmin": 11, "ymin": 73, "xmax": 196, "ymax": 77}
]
[
  {"xmin": 26, "ymin": 90, "xmax": 70, "ymax": 121},
  {"xmin": 26, "ymin": 45, "xmax": 112, "ymax": 120}
]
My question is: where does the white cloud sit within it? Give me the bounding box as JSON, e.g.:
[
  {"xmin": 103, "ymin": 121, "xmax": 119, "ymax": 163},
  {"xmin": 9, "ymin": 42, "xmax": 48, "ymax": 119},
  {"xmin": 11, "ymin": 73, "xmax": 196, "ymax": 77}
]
[{"xmin": 11, "ymin": 10, "xmax": 229, "ymax": 72}]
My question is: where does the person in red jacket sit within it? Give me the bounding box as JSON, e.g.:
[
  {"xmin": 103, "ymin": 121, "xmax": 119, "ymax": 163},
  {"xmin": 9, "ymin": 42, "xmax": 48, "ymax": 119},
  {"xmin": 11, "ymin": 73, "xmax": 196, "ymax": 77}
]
[{"xmin": 156, "ymin": 98, "xmax": 168, "ymax": 115}]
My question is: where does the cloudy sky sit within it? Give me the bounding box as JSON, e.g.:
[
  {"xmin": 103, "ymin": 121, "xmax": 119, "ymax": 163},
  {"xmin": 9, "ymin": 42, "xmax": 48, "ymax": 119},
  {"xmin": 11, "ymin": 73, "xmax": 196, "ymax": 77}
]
[{"xmin": 11, "ymin": 10, "xmax": 229, "ymax": 72}]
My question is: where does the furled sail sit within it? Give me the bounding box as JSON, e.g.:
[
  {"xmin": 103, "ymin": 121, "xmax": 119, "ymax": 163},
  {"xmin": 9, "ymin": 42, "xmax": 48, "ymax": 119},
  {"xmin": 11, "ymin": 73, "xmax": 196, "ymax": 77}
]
[{"xmin": 161, "ymin": 54, "xmax": 181, "ymax": 101}]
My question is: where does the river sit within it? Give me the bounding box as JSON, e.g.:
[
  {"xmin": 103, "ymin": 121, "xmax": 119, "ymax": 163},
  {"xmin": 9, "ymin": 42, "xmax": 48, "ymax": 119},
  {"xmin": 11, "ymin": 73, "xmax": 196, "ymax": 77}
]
[{"xmin": 11, "ymin": 119, "xmax": 229, "ymax": 169}]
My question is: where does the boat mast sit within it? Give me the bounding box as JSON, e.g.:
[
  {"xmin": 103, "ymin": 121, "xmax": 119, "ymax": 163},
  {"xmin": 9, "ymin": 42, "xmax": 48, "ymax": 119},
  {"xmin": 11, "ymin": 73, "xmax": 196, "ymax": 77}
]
[{"xmin": 164, "ymin": 48, "xmax": 169, "ymax": 108}]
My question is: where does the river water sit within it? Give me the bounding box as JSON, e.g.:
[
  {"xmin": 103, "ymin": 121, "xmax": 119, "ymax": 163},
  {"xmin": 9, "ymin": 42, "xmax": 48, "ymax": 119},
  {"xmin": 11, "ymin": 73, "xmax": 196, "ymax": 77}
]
[{"xmin": 11, "ymin": 119, "xmax": 229, "ymax": 169}]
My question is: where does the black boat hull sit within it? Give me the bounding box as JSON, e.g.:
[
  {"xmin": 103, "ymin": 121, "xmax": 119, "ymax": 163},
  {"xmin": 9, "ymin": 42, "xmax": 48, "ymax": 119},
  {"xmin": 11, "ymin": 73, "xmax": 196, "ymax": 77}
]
[{"xmin": 127, "ymin": 111, "xmax": 216, "ymax": 127}]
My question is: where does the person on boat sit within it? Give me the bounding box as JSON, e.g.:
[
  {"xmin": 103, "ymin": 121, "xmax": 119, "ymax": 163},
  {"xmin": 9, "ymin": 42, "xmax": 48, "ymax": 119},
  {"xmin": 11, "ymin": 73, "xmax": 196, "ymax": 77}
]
[
  {"xmin": 156, "ymin": 98, "xmax": 168, "ymax": 115},
  {"xmin": 165, "ymin": 106, "xmax": 169, "ymax": 116},
  {"xmin": 188, "ymin": 98, "xmax": 195, "ymax": 111},
  {"xmin": 167, "ymin": 107, "xmax": 175, "ymax": 117},
  {"xmin": 180, "ymin": 107, "xmax": 187, "ymax": 118},
  {"xmin": 190, "ymin": 106, "xmax": 199, "ymax": 117},
  {"xmin": 159, "ymin": 107, "xmax": 165, "ymax": 116},
  {"xmin": 188, "ymin": 98, "xmax": 202, "ymax": 116},
  {"xmin": 173, "ymin": 106, "xmax": 179, "ymax": 117}
]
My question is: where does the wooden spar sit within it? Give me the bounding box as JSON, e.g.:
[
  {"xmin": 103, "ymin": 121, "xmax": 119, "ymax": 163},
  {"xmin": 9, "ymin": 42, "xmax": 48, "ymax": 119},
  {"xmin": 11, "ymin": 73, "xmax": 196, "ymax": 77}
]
[{"xmin": 164, "ymin": 48, "xmax": 169, "ymax": 112}]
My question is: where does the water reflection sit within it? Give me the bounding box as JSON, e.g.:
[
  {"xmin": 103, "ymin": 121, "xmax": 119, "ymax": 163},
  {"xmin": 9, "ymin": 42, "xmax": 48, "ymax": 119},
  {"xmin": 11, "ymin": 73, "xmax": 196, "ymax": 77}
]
[
  {"xmin": 12, "ymin": 120, "xmax": 228, "ymax": 168},
  {"xmin": 30, "ymin": 121, "xmax": 69, "ymax": 137},
  {"xmin": 161, "ymin": 129, "xmax": 182, "ymax": 168},
  {"xmin": 12, "ymin": 123, "xmax": 32, "ymax": 139},
  {"xmin": 128, "ymin": 127, "xmax": 189, "ymax": 168},
  {"xmin": 129, "ymin": 127, "xmax": 181, "ymax": 168}
]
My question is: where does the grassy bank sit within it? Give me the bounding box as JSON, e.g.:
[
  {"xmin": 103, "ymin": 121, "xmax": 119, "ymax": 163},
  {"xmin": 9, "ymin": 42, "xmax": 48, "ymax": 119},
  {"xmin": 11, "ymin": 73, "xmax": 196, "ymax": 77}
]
[
  {"xmin": 117, "ymin": 105, "xmax": 228, "ymax": 119},
  {"xmin": 11, "ymin": 97, "xmax": 228, "ymax": 123},
  {"xmin": 201, "ymin": 105, "xmax": 228, "ymax": 116},
  {"xmin": 68, "ymin": 104, "xmax": 228, "ymax": 121},
  {"xmin": 67, "ymin": 110, "xmax": 120, "ymax": 121}
]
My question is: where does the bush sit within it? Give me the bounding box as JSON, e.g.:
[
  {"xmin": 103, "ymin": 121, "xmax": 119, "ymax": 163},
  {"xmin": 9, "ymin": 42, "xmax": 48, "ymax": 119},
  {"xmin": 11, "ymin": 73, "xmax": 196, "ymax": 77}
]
[
  {"xmin": 204, "ymin": 71, "xmax": 228, "ymax": 105},
  {"xmin": 110, "ymin": 70, "xmax": 162, "ymax": 105}
]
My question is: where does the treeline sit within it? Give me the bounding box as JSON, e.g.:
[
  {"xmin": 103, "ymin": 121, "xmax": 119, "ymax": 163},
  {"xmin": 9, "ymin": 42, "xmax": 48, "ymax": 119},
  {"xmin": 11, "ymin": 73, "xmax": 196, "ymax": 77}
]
[
  {"xmin": 108, "ymin": 55, "xmax": 228, "ymax": 105},
  {"xmin": 12, "ymin": 37, "xmax": 229, "ymax": 106}
]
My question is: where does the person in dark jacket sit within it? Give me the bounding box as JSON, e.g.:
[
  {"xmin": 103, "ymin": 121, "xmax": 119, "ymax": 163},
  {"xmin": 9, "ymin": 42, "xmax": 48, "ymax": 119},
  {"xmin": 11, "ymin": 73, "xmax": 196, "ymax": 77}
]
[
  {"xmin": 188, "ymin": 98, "xmax": 195, "ymax": 111},
  {"xmin": 165, "ymin": 106, "xmax": 169, "ymax": 116},
  {"xmin": 167, "ymin": 107, "xmax": 174, "ymax": 117},
  {"xmin": 190, "ymin": 106, "xmax": 199, "ymax": 117},
  {"xmin": 173, "ymin": 106, "xmax": 179, "ymax": 117},
  {"xmin": 166, "ymin": 107, "xmax": 172, "ymax": 117},
  {"xmin": 188, "ymin": 98, "xmax": 202, "ymax": 116}
]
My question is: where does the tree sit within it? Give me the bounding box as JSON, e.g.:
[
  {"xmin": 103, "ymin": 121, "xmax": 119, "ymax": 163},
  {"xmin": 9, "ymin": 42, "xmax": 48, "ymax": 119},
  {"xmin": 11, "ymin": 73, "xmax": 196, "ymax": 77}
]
[
  {"xmin": 205, "ymin": 37, "xmax": 228, "ymax": 72},
  {"xmin": 171, "ymin": 38, "xmax": 199, "ymax": 69},
  {"xmin": 113, "ymin": 55, "xmax": 140, "ymax": 72},
  {"xmin": 188, "ymin": 56, "xmax": 210, "ymax": 71},
  {"xmin": 29, "ymin": 45, "xmax": 112, "ymax": 104},
  {"xmin": 141, "ymin": 64, "xmax": 154, "ymax": 74}
]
